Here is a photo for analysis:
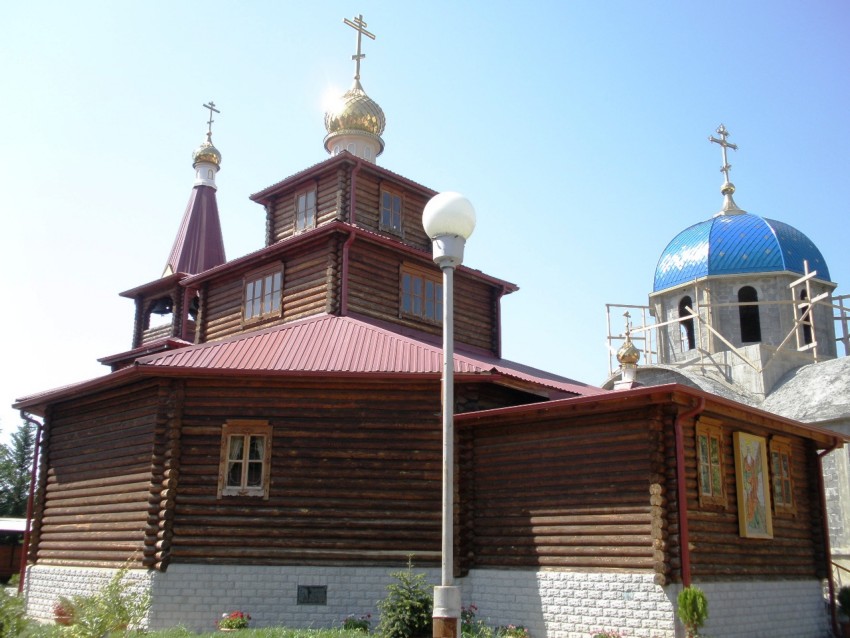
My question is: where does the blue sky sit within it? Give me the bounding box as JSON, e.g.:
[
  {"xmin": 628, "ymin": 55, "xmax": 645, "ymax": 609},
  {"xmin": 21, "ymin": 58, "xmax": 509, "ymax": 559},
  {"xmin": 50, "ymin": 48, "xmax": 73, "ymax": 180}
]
[{"xmin": 2, "ymin": 1, "xmax": 848, "ymax": 433}]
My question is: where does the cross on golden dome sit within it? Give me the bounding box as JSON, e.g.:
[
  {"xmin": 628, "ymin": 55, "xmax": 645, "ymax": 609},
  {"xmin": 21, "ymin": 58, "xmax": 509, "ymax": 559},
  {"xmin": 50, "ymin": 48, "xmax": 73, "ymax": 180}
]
[
  {"xmin": 343, "ymin": 14, "xmax": 375, "ymax": 81},
  {"xmin": 203, "ymin": 101, "xmax": 220, "ymax": 139}
]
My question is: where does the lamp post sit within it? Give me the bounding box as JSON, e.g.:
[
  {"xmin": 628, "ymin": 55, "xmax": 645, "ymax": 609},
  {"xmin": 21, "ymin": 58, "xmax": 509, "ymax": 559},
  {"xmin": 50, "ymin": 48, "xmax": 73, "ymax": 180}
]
[{"xmin": 422, "ymin": 192, "xmax": 476, "ymax": 638}]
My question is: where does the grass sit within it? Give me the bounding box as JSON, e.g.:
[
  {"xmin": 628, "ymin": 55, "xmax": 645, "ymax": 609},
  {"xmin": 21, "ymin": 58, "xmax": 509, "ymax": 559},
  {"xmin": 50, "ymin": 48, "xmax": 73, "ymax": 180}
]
[{"xmin": 145, "ymin": 629, "xmax": 368, "ymax": 638}]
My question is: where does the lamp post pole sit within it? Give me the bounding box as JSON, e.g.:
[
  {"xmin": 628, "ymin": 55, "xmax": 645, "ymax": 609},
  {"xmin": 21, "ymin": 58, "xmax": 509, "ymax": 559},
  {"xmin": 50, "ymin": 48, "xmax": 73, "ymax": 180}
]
[{"xmin": 422, "ymin": 193, "xmax": 476, "ymax": 638}]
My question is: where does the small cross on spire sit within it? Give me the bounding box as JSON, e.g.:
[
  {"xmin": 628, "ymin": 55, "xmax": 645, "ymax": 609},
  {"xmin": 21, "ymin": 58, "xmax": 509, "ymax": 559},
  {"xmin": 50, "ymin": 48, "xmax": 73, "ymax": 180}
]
[
  {"xmin": 343, "ymin": 14, "xmax": 376, "ymax": 81},
  {"xmin": 203, "ymin": 101, "xmax": 220, "ymax": 140},
  {"xmin": 709, "ymin": 123, "xmax": 738, "ymax": 185}
]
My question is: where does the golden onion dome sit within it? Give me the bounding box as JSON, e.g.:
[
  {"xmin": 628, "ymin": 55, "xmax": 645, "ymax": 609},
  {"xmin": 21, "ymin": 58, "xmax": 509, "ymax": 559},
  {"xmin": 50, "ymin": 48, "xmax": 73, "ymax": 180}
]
[
  {"xmin": 324, "ymin": 79, "xmax": 386, "ymax": 140},
  {"xmin": 192, "ymin": 132, "xmax": 221, "ymax": 168},
  {"xmin": 617, "ymin": 338, "xmax": 641, "ymax": 366}
]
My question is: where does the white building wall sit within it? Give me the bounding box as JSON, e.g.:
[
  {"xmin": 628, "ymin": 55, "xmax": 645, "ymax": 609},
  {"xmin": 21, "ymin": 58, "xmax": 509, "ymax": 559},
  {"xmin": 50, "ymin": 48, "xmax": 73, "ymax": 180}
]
[{"xmin": 25, "ymin": 564, "xmax": 830, "ymax": 637}]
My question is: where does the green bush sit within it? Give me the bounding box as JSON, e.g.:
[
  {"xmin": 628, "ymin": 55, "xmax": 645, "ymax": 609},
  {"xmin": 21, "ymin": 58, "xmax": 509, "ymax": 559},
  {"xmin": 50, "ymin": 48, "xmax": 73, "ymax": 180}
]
[
  {"xmin": 376, "ymin": 559, "xmax": 433, "ymax": 638},
  {"xmin": 460, "ymin": 605, "xmax": 492, "ymax": 638},
  {"xmin": 60, "ymin": 567, "xmax": 151, "ymax": 638},
  {"xmin": 677, "ymin": 586, "xmax": 708, "ymax": 638},
  {"xmin": 0, "ymin": 588, "xmax": 29, "ymax": 638}
]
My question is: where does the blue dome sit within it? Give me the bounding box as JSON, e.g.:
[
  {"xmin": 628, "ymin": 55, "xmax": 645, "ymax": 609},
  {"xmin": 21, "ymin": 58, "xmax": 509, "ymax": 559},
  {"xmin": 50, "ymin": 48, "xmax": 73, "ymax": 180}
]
[{"xmin": 653, "ymin": 214, "xmax": 830, "ymax": 292}]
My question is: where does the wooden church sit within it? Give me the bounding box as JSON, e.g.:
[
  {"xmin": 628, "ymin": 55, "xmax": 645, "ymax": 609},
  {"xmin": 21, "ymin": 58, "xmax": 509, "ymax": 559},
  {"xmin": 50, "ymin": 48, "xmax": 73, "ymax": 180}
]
[{"xmin": 14, "ymin": 15, "xmax": 845, "ymax": 638}]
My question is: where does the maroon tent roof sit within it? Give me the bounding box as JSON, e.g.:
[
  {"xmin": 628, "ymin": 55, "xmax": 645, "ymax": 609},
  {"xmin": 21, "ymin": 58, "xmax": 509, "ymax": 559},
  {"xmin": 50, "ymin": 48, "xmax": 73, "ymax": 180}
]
[{"xmin": 163, "ymin": 184, "xmax": 226, "ymax": 276}]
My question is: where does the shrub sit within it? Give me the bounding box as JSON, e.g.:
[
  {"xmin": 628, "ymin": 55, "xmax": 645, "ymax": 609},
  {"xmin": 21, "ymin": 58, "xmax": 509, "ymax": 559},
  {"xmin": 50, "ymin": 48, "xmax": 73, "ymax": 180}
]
[
  {"xmin": 677, "ymin": 586, "xmax": 708, "ymax": 638},
  {"xmin": 64, "ymin": 567, "xmax": 151, "ymax": 637},
  {"xmin": 495, "ymin": 626, "xmax": 529, "ymax": 638},
  {"xmin": 376, "ymin": 559, "xmax": 433, "ymax": 638},
  {"xmin": 343, "ymin": 614, "xmax": 371, "ymax": 632},
  {"xmin": 218, "ymin": 611, "xmax": 251, "ymax": 630},
  {"xmin": 460, "ymin": 604, "xmax": 492, "ymax": 638},
  {"xmin": 0, "ymin": 588, "xmax": 29, "ymax": 638}
]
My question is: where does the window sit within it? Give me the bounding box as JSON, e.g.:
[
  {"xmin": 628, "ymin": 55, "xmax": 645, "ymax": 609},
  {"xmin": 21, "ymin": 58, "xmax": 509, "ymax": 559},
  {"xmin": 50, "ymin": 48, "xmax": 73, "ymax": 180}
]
[
  {"xmin": 678, "ymin": 295, "xmax": 696, "ymax": 351},
  {"xmin": 400, "ymin": 265, "xmax": 442, "ymax": 324},
  {"xmin": 380, "ymin": 188, "xmax": 403, "ymax": 234},
  {"xmin": 218, "ymin": 420, "xmax": 272, "ymax": 499},
  {"xmin": 799, "ymin": 290, "xmax": 813, "ymax": 345},
  {"xmin": 243, "ymin": 266, "xmax": 283, "ymax": 322},
  {"xmin": 296, "ymin": 187, "xmax": 317, "ymax": 232},
  {"xmin": 695, "ymin": 419, "xmax": 727, "ymax": 508},
  {"xmin": 738, "ymin": 286, "xmax": 761, "ymax": 343},
  {"xmin": 770, "ymin": 437, "xmax": 795, "ymax": 515}
]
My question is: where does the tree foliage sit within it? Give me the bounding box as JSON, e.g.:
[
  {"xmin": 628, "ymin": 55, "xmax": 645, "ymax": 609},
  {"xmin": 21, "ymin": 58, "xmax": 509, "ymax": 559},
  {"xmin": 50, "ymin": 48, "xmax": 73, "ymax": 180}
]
[{"xmin": 0, "ymin": 419, "xmax": 36, "ymax": 517}]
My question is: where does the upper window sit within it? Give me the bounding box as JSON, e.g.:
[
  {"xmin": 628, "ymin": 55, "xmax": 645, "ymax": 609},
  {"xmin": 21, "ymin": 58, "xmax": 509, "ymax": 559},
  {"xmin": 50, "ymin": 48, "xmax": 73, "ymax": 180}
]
[
  {"xmin": 799, "ymin": 290, "xmax": 813, "ymax": 345},
  {"xmin": 770, "ymin": 437, "xmax": 795, "ymax": 515},
  {"xmin": 738, "ymin": 286, "xmax": 762, "ymax": 343},
  {"xmin": 380, "ymin": 188, "xmax": 403, "ymax": 234},
  {"xmin": 678, "ymin": 295, "xmax": 696, "ymax": 351},
  {"xmin": 244, "ymin": 266, "xmax": 282, "ymax": 323},
  {"xmin": 296, "ymin": 187, "xmax": 317, "ymax": 232},
  {"xmin": 696, "ymin": 419, "xmax": 727, "ymax": 508},
  {"xmin": 401, "ymin": 265, "xmax": 442, "ymax": 324},
  {"xmin": 218, "ymin": 420, "xmax": 272, "ymax": 499}
]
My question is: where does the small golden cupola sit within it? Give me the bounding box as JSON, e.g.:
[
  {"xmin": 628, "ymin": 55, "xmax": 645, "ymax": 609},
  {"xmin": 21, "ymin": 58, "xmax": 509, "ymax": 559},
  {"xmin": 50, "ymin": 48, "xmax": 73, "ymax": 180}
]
[
  {"xmin": 323, "ymin": 14, "xmax": 386, "ymax": 163},
  {"xmin": 614, "ymin": 312, "xmax": 641, "ymax": 389},
  {"xmin": 192, "ymin": 101, "xmax": 222, "ymax": 189}
]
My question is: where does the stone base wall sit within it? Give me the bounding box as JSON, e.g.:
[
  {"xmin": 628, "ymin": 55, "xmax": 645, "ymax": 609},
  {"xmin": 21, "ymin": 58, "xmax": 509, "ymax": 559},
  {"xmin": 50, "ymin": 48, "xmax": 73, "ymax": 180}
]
[
  {"xmin": 465, "ymin": 570, "xmax": 676, "ymax": 638},
  {"xmin": 24, "ymin": 564, "xmax": 830, "ymax": 637},
  {"xmin": 24, "ymin": 565, "xmax": 154, "ymax": 625},
  {"xmin": 696, "ymin": 580, "xmax": 829, "ymax": 638}
]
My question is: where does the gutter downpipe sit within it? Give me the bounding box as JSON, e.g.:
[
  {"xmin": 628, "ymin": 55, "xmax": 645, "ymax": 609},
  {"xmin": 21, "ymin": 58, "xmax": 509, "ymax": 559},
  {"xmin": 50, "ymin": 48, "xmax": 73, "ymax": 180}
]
[
  {"xmin": 18, "ymin": 411, "xmax": 44, "ymax": 594},
  {"xmin": 340, "ymin": 160, "xmax": 362, "ymax": 315},
  {"xmin": 818, "ymin": 439, "xmax": 840, "ymax": 636},
  {"xmin": 674, "ymin": 397, "xmax": 705, "ymax": 588}
]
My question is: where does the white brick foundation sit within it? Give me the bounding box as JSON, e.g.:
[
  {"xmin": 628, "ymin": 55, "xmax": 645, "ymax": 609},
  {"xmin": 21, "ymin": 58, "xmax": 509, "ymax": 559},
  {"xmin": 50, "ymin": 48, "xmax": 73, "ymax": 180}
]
[
  {"xmin": 24, "ymin": 565, "xmax": 155, "ymax": 625},
  {"xmin": 24, "ymin": 564, "xmax": 831, "ymax": 637}
]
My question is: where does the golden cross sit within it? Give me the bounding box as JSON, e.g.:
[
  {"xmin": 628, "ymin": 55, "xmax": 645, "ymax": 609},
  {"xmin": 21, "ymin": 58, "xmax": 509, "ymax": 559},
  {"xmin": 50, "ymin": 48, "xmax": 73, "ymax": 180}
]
[
  {"xmin": 343, "ymin": 14, "xmax": 375, "ymax": 81},
  {"xmin": 709, "ymin": 124, "xmax": 738, "ymax": 184},
  {"xmin": 203, "ymin": 101, "xmax": 220, "ymax": 137}
]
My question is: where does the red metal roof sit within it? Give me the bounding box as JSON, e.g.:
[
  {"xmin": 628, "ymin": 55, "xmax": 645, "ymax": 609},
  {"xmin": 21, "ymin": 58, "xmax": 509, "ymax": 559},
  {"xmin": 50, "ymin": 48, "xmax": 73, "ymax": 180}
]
[
  {"xmin": 15, "ymin": 314, "xmax": 604, "ymax": 413},
  {"xmin": 136, "ymin": 314, "xmax": 604, "ymax": 396}
]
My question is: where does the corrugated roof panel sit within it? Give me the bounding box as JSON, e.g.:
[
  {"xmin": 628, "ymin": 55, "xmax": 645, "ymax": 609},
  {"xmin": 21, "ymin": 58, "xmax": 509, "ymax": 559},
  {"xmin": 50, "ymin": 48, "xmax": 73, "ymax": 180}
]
[{"xmin": 135, "ymin": 314, "xmax": 603, "ymax": 396}]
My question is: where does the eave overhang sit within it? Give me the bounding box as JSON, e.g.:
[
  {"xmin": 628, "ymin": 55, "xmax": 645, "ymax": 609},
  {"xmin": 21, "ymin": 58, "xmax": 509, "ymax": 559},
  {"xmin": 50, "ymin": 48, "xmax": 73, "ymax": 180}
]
[
  {"xmin": 456, "ymin": 382, "xmax": 846, "ymax": 450},
  {"xmin": 15, "ymin": 313, "xmax": 600, "ymax": 415},
  {"xmin": 179, "ymin": 221, "xmax": 518, "ymax": 294},
  {"xmin": 249, "ymin": 151, "xmax": 438, "ymax": 206}
]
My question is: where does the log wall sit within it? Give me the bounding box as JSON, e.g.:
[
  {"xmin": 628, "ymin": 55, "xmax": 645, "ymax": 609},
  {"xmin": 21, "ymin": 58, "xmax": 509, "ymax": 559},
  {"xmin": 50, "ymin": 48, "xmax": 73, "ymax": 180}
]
[
  {"xmin": 171, "ymin": 377, "xmax": 445, "ymax": 565},
  {"xmin": 459, "ymin": 406, "xmax": 663, "ymax": 576},
  {"xmin": 31, "ymin": 382, "xmax": 161, "ymax": 568},
  {"xmin": 350, "ymin": 170, "xmax": 432, "ymax": 251},
  {"xmin": 347, "ymin": 242, "xmax": 497, "ymax": 353},
  {"xmin": 673, "ymin": 412, "xmax": 826, "ymax": 581},
  {"xmin": 203, "ymin": 239, "xmax": 335, "ymax": 342},
  {"xmin": 268, "ymin": 171, "xmax": 344, "ymax": 244}
]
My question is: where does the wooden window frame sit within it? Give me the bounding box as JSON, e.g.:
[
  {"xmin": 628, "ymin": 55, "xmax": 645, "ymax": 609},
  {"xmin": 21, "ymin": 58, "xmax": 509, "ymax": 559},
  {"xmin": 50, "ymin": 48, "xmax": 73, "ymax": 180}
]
[
  {"xmin": 770, "ymin": 436, "xmax": 796, "ymax": 516},
  {"xmin": 695, "ymin": 418, "xmax": 727, "ymax": 508},
  {"xmin": 242, "ymin": 265, "xmax": 283, "ymax": 325},
  {"xmin": 400, "ymin": 263, "xmax": 442, "ymax": 325},
  {"xmin": 217, "ymin": 420, "xmax": 272, "ymax": 499},
  {"xmin": 295, "ymin": 184, "xmax": 318, "ymax": 232},
  {"xmin": 380, "ymin": 185, "xmax": 404, "ymax": 236}
]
